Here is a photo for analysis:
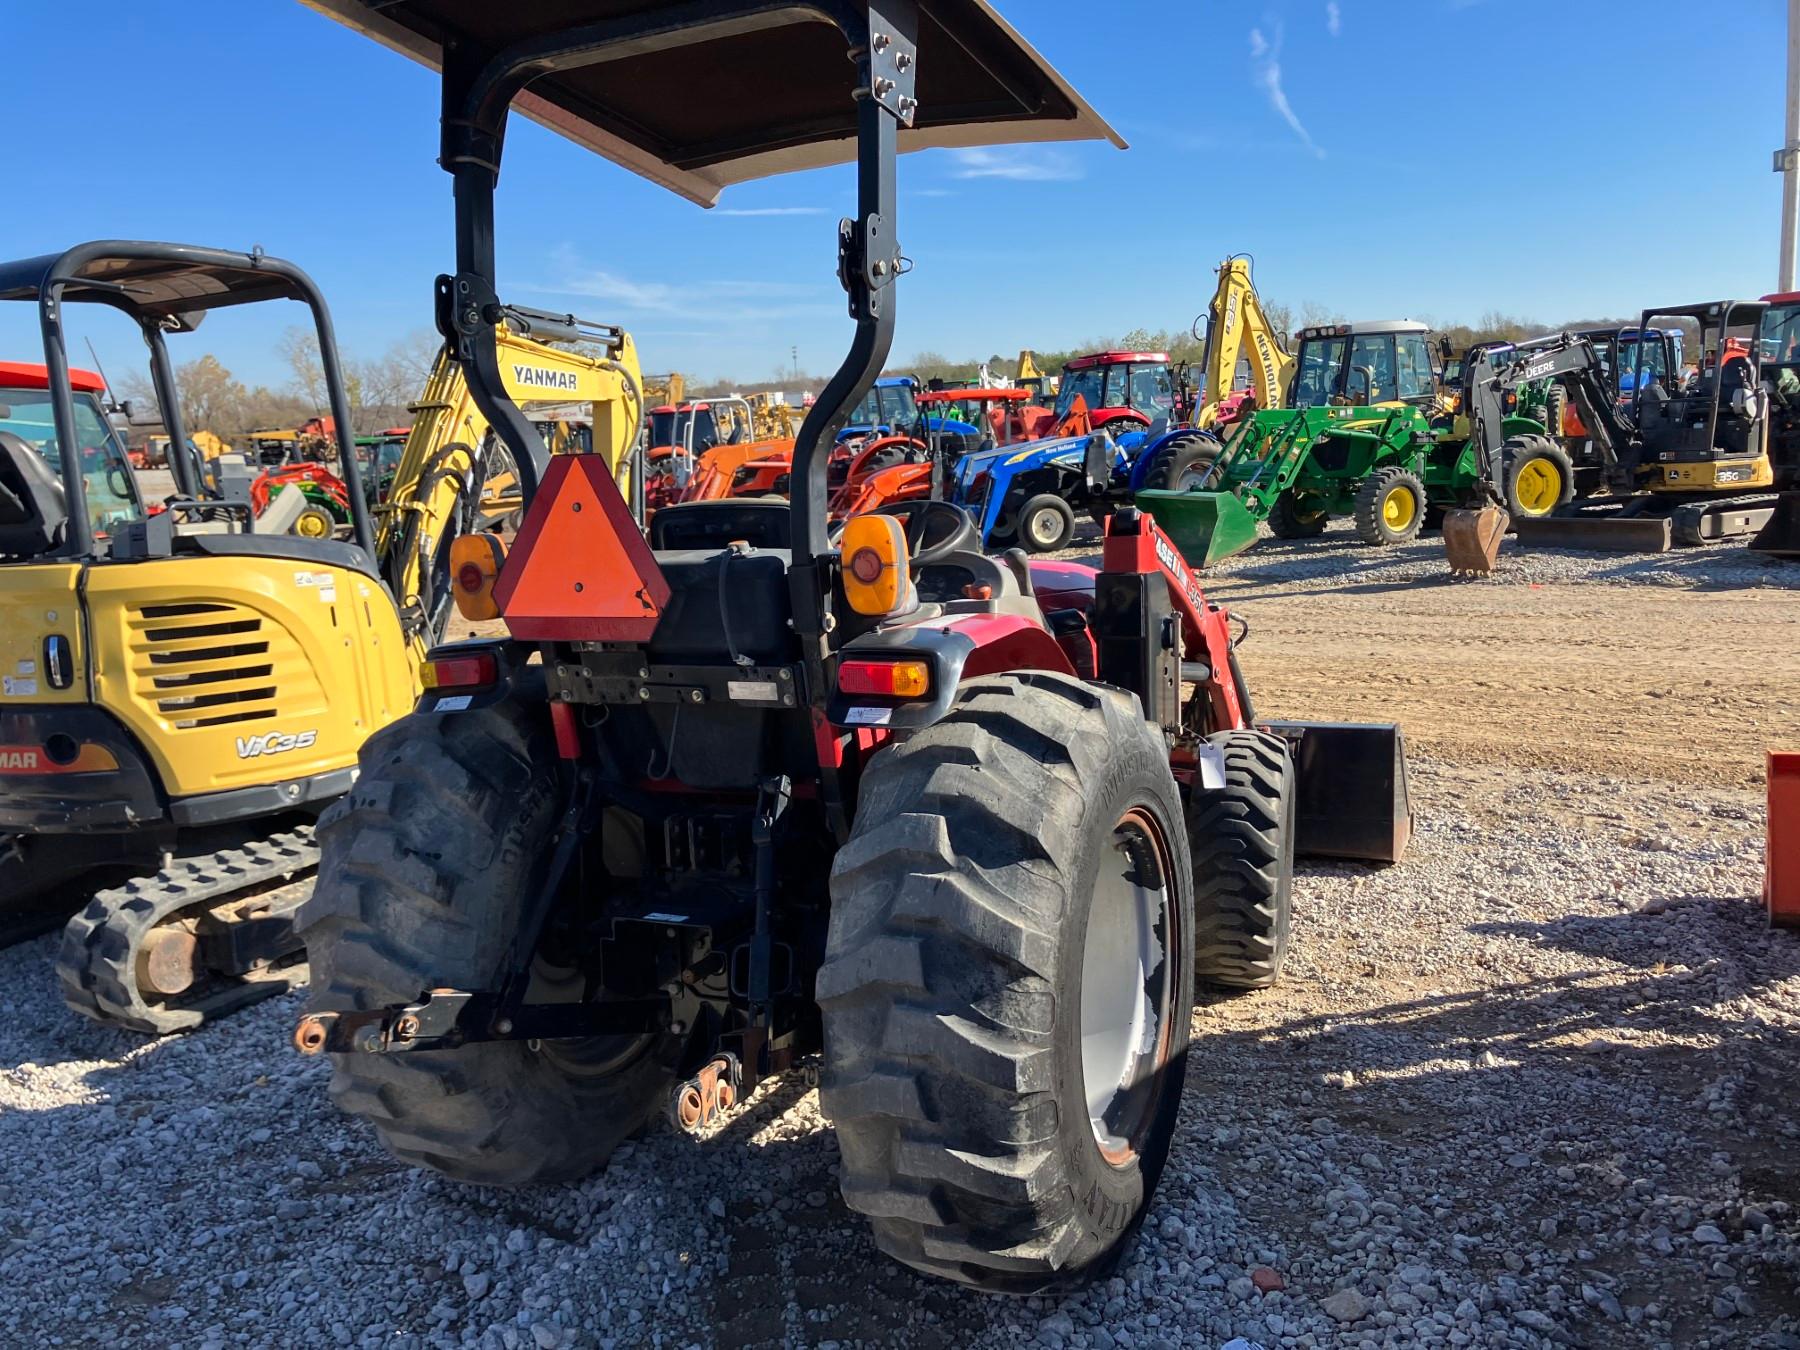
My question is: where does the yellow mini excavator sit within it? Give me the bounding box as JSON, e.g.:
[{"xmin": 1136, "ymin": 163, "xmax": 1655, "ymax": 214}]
[{"xmin": 0, "ymin": 242, "xmax": 640, "ymax": 1033}]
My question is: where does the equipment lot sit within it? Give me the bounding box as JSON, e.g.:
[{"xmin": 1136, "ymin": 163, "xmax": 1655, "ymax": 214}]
[{"xmin": 3, "ymin": 522, "xmax": 1796, "ymax": 1349}]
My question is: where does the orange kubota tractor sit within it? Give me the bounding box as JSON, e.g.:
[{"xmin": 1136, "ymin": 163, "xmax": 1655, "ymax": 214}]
[{"xmin": 292, "ymin": 0, "xmax": 1411, "ymax": 1294}]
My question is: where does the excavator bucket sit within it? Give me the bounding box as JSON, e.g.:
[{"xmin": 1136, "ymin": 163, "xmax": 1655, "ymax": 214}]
[
  {"xmin": 1441, "ymin": 505, "xmax": 1508, "ymax": 574},
  {"xmin": 1136, "ymin": 488, "xmax": 1261, "ymax": 567},
  {"xmin": 1749, "ymin": 492, "xmax": 1800, "ymax": 559}
]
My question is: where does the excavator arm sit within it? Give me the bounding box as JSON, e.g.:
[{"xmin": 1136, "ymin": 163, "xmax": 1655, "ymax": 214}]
[
  {"xmin": 1196, "ymin": 256, "xmax": 1293, "ymax": 428},
  {"xmin": 376, "ymin": 323, "xmax": 644, "ymax": 650}
]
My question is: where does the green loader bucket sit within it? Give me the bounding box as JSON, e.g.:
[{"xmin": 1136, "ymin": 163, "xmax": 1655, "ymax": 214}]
[{"xmin": 1136, "ymin": 488, "xmax": 1262, "ymax": 567}]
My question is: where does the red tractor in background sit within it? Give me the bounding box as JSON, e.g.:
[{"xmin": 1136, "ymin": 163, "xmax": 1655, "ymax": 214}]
[{"xmin": 293, "ymin": 0, "xmax": 1411, "ymax": 1295}]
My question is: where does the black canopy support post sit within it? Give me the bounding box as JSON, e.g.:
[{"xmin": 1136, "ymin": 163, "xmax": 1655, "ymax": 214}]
[
  {"xmin": 305, "ymin": 289, "xmax": 375, "ymax": 556},
  {"xmin": 439, "ymin": 37, "xmax": 551, "ymax": 506},
  {"xmin": 789, "ymin": 1, "xmax": 915, "ymax": 568},
  {"xmin": 36, "ymin": 284, "xmax": 93, "ymax": 558},
  {"xmin": 143, "ymin": 324, "xmax": 197, "ymax": 501}
]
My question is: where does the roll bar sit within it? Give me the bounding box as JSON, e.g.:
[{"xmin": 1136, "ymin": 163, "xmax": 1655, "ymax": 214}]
[{"xmin": 0, "ymin": 242, "xmax": 374, "ymax": 557}]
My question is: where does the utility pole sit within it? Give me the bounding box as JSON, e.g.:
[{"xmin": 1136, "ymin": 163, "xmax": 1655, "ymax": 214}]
[
  {"xmin": 1779, "ymin": 0, "xmax": 1800, "ymax": 290},
  {"xmin": 791, "ymin": 345, "xmax": 799, "ymax": 386}
]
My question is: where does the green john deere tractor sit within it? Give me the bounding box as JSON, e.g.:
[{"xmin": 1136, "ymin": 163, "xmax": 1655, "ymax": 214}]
[{"xmin": 1138, "ymin": 320, "xmax": 1572, "ymax": 564}]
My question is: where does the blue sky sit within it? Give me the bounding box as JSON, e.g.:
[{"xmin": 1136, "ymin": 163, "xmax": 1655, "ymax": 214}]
[{"xmin": 2, "ymin": 0, "xmax": 1792, "ymax": 390}]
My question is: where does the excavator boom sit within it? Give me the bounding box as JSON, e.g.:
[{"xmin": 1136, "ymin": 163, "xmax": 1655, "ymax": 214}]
[{"xmin": 1196, "ymin": 256, "xmax": 1292, "ymax": 428}]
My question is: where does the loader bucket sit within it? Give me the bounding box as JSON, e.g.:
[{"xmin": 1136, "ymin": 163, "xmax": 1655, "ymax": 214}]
[
  {"xmin": 1441, "ymin": 505, "xmax": 1508, "ymax": 574},
  {"xmin": 1265, "ymin": 721, "xmax": 1413, "ymax": 865},
  {"xmin": 1135, "ymin": 488, "xmax": 1261, "ymax": 567},
  {"xmin": 1749, "ymin": 492, "xmax": 1800, "ymax": 559}
]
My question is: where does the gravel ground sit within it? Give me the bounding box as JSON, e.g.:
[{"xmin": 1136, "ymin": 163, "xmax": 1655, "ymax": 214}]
[{"xmin": 5, "ymin": 515, "xmax": 1799, "ymax": 1348}]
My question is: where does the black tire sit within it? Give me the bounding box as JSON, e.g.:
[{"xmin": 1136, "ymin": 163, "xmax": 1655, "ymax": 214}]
[
  {"xmin": 1144, "ymin": 432, "xmax": 1222, "ymax": 492},
  {"xmin": 1267, "ymin": 490, "xmax": 1329, "ymax": 539},
  {"xmin": 1353, "ymin": 466, "xmax": 1427, "ymax": 546},
  {"xmin": 1017, "ymin": 493, "xmax": 1077, "ymax": 552},
  {"xmin": 1190, "ymin": 731, "xmax": 1295, "ymax": 989},
  {"xmin": 1541, "ymin": 384, "xmax": 1568, "ymax": 440},
  {"xmin": 296, "ymin": 695, "xmax": 677, "ymax": 1185},
  {"xmin": 820, "ymin": 673, "xmax": 1195, "ymax": 1293},
  {"xmin": 1500, "ymin": 435, "xmax": 1576, "ymax": 520}
]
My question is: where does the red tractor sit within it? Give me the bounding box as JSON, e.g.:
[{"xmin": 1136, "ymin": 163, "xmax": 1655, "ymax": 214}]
[{"xmin": 293, "ymin": 0, "xmax": 1411, "ymax": 1294}]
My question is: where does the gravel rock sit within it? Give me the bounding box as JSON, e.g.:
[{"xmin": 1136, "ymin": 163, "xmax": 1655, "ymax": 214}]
[{"xmin": 1321, "ymin": 1288, "xmax": 1369, "ymax": 1323}]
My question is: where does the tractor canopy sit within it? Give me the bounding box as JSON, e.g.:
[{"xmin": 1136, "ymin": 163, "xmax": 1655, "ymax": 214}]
[
  {"xmin": 297, "ymin": 0, "xmax": 1123, "ymax": 206},
  {"xmin": 0, "ymin": 242, "xmax": 373, "ymax": 557}
]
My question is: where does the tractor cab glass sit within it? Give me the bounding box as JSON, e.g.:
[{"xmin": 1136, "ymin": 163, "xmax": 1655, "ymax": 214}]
[
  {"xmin": 846, "ymin": 381, "xmax": 918, "ymax": 430},
  {"xmin": 0, "ymin": 384, "xmax": 142, "ymax": 535},
  {"xmin": 1054, "ymin": 359, "xmax": 1171, "ymax": 418},
  {"xmin": 1290, "ymin": 327, "xmax": 1431, "ymax": 406},
  {"xmin": 1759, "ymin": 303, "xmax": 1800, "ymax": 369},
  {"xmin": 1291, "ymin": 336, "xmax": 1349, "ymax": 406},
  {"xmin": 1617, "ymin": 333, "xmax": 1679, "ymax": 393}
]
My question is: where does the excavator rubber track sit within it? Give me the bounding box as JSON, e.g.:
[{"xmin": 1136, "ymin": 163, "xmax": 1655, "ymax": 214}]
[
  {"xmin": 56, "ymin": 828, "xmax": 317, "ymax": 1035},
  {"xmin": 1669, "ymin": 494, "xmax": 1782, "ymax": 546}
]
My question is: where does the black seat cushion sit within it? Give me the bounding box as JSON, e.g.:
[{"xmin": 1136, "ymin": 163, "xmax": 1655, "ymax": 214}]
[{"xmin": 0, "ymin": 430, "xmax": 69, "ymax": 556}]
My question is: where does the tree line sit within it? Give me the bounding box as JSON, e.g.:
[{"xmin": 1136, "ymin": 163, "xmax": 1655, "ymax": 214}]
[{"xmin": 118, "ymin": 329, "xmax": 441, "ymax": 444}]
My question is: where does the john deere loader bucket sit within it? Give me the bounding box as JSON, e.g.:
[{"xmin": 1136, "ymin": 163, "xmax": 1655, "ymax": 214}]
[
  {"xmin": 1441, "ymin": 505, "xmax": 1508, "ymax": 574},
  {"xmin": 1136, "ymin": 488, "xmax": 1261, "ymax": 567},
  {"xmin": 1750, "ymin": 492, "xmax": 1800, "ymax": 560}
]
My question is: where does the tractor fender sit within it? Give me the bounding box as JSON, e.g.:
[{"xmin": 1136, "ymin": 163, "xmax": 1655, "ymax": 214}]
[
  {"xmin": 1127, "ymin": 429, "xmax": 1212, "ymax": 493},
  {"xmin": 825, "ymin": 614, "xmax": 1074, "ymax": 732}
]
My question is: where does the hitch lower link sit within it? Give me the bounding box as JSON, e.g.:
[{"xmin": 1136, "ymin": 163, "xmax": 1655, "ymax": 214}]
[{"xmin": 293, "ymin": 987, "xmax": 671, "ymax": 1056}]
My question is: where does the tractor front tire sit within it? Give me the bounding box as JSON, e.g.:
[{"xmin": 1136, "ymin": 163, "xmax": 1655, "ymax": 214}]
[
  {"xmin": 1353, "ymin": 466, "xmax": 1428, "ymax": 546},
  {"xmin": 290, "ymin": 503, "xmax": 340, "ymax": 540},
  {"xmin": 1267, "ymin": 490, "xmax": 1329, "ymax": 539},
  {"xmin": 297, "ymin": 694, "xmax": 677, "ymax": 1185},
  {"xmin": 1501, "ymin": 435, "xmax": 1576, "ymax": 520},
  {"xmin": 821, "ymin": 672, "xmax": 1195, "ymax": 1293},
  {"xmin": 1018, "ymin": 493, "xmax": 1077, "ymax": 552},
  {"xmin": 1190, "ymin": 731, "xmax": 1296, "ymax": 989}
]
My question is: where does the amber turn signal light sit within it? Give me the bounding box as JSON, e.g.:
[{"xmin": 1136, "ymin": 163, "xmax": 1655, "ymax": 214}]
[
  {"xmin": 449, "ymin": 532, "xmax": 507, "ymax": 621},
  {"xmin": 840, "ymin": 513, "xmax": 913, "ymax": 616}
]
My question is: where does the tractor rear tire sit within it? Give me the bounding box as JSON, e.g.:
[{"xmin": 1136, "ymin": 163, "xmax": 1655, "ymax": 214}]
[
  {"xmin": 1267, "ymin": 490, "xmax": 1329, "ymax": 539},
  {"xmin": 297, "ymin": 694, "xmax": 677, "ymax": 1185},
  {"xmin": 1353, "ymin": 466, "xmax": 1427, "ymax": 546},
  {"xmin": 1145, "ymin": 432, "xmax": 1222, "ymax": 493},
  {"xmin": 1018, "ymin": 493, "xmax": 1077, "ymax": 552},
  {"xmin": 820, "ymin": 672, "xmax": 1195, "ymax": 1293},
  {"xmin": 1501, "ymin": 435, "xmax": 1576, "ymax": 520},
  {"xmin": 1541, "ymin": 384, "xmax": 1568, "ymax": 439},
  {"xmin": 1190, "ymin": 731, "xmax": 1295, "ymax": 989}
]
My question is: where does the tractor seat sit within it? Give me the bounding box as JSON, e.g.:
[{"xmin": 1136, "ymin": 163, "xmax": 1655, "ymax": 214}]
[
  {"xmin": 650, "ymin": 498, "xmax": 791, "ymax": 551},
  {"xmin": 0, "ymin": 430, "xmax": 70, "ymax": 557}
]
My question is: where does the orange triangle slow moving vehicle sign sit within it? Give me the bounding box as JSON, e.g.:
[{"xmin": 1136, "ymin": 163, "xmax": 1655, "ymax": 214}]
[{"xmin": 493, "ymin": 455, "xmax": 671, "ymax": 642}]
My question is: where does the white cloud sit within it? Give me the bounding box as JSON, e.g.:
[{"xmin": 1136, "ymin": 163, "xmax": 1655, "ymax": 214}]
[
  {"xmin": 716, "ymin": 206, "xmax": 829, "ymax": 217},
  {"xmin": 1326, "ymin": 1, "xmax": 1342, "ymax": 35},
  {"xmin": 527, "ymin": 247, "xmax": 832, "ymax": 324},
  {"xmin": 1249, "ymin": 24, "xmax": 1325, "ymax": 159},
  {"xmin": 915, "ymin": 187, "xmax": 957, "ymax": 198},
  {"xmin": 948, "ymin": 146, "xmax": 1083, "ymax": 182}
]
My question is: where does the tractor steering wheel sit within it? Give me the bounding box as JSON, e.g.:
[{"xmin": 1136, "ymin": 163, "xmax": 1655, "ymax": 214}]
[{"xmin": 876, "ymin": 499, "xmax": 978, "ymax": 567}]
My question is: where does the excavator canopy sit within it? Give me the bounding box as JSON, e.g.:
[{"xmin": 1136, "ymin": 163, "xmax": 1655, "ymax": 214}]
[{"xmin": 297, "ymin": 0, "xmax": 1123, "ymax": 204}]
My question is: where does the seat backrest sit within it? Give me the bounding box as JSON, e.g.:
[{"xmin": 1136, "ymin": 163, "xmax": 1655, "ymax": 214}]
[
  {"xmin": 649, "ymin": 498, "xmax": 791, "ymax": 551},
  {"xmin": 0, "ymin": 430, "xmax": 69, "ymax": 557}
]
